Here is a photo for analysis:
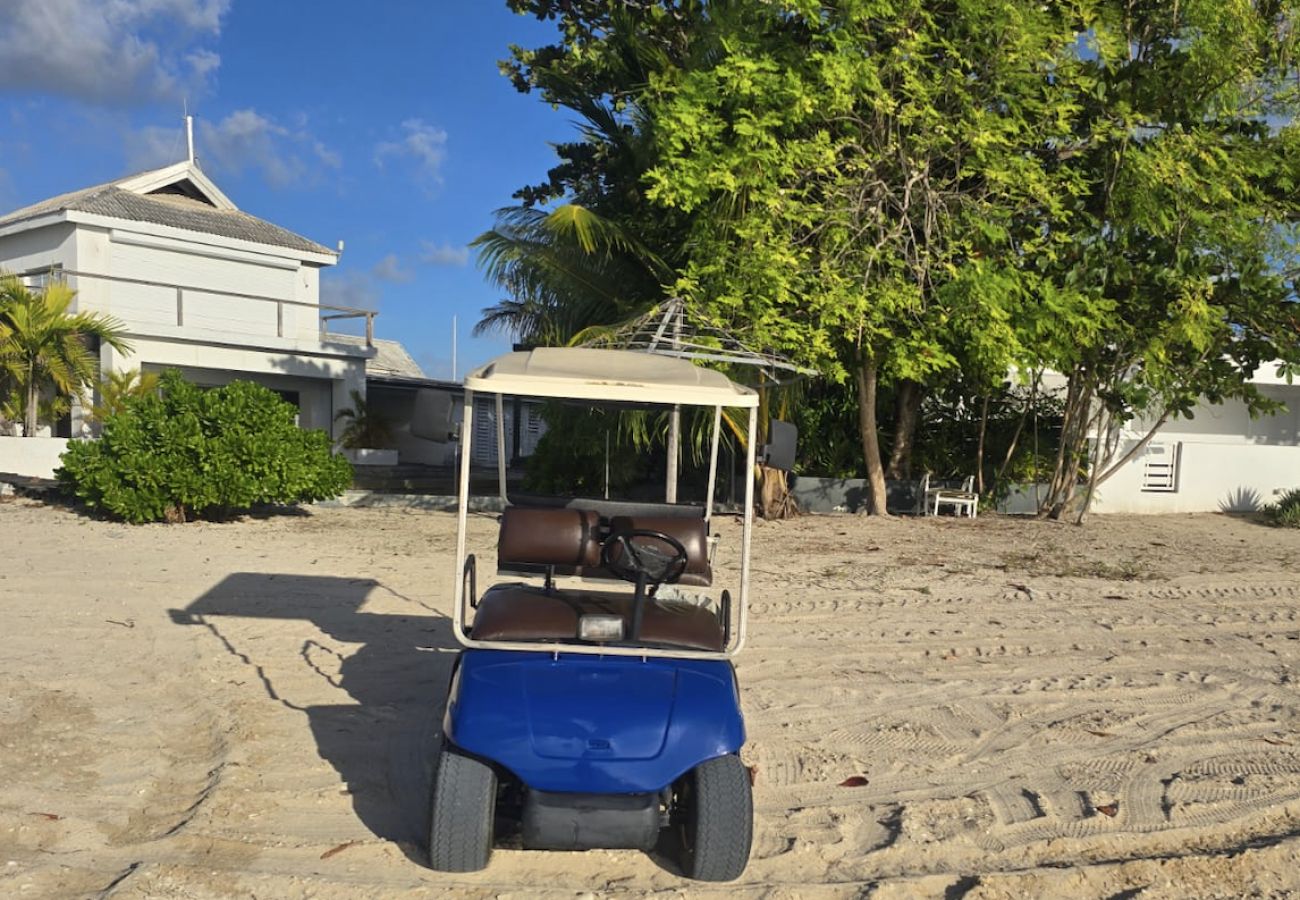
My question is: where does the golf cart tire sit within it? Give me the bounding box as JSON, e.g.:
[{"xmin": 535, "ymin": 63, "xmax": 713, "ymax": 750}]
[
  {"xmin": 682, "ymin": 754, "xmax": 753, "ymax": 882},
  {"xmin": 428, "ymin": 745, "xmax": 496, "ymax": 872}
]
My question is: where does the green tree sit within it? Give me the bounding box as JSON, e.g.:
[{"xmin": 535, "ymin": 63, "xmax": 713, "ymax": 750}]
[
  {"xmin": 482, "ymin": 2, "xmax": 758, "ymax": 347},
  {"xmin": 472, "ymin": 205, "xmax": 670, "ymax": 346},
  {"xmin": 1036, "ymin": 1, "xmax": 1300, "ymax": 520},
  {"xmin": 0, "ymin": 275, "xmax": 130, "ymax": 437},
  {"xmin": 645, "ymin": 1, "xmax": 1089, "ymax": 514}
]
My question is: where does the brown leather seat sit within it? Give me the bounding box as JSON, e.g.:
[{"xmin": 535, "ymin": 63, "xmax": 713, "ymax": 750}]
[
  {"xmin": 470, "ymin": 584, "xmax": 724, "ymax": 652},
  {"xmin": 497, "ymin": 506, "xmax": 602, "ymax": 570},
  {"xmin": 495, "ymin": 505, "xmax": 713, "ymax": 588}
]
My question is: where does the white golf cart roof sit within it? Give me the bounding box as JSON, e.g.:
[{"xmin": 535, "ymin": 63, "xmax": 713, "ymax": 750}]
[{"xmin": 464, "ymin": 347, "xmax": 759, "ymax": 408}]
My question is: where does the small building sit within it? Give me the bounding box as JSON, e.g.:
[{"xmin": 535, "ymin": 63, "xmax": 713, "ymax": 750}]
[{"xmin": 0, "ymin": 159, "xmax": 374, "ymax": 444}]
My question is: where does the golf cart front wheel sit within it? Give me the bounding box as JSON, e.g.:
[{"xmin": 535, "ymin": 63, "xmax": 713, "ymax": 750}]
[
  {"xmin": 428, "ymin": 745, "xmax": 496, "ymax": 872},
  {"xmin": 679, "ymin": 754, "xmax": 753, "ymax": 881}
]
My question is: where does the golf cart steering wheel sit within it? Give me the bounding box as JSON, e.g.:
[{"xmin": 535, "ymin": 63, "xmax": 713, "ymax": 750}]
[{"xmin": 601, "ymin": 529, "xmax": 689, "ymax": 586}]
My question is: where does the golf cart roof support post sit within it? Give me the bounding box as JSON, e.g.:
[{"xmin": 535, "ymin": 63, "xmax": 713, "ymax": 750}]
[
  {"xmin": 704, "ymin": 405, "xmax": 721, "ymax": 522},
  {"xmin": 495, "ymin": 392, "xmax": 507, "ymax": 503},
  {"xmin": 666, "ymin": 405, "xmax": 680, "ymax": 504},
  {"xmin": 453, "ymin": 389, "xmax": 475, "ymax": 636},
  {"xmin": 736, "ymin": 404, "xmax": 757, "ymax": 652}
]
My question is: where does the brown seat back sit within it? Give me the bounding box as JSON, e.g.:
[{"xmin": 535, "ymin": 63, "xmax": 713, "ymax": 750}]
[
  {"xmin": 498, "ymin": 506, "xmax": 602, "ymax": 570},
  {"xmin": 608, "ymin": 515, "xmax": 712, "ymax": 588}
]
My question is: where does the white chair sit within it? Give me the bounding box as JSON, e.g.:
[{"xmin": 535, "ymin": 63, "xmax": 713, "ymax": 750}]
[{"xmin": 923, "ymin": 474, "xmax": 979, "ymax": 518}]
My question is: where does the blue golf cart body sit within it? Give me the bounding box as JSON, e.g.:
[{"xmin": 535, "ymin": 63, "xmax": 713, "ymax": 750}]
[{"xmin": 447, "ymin": 650, "xmax": 744, "ymax": 794}]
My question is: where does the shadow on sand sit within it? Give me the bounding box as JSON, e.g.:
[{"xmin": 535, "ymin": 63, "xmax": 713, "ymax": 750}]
[
  {"xmin": 170, "ymin": 573, "xmax": 458, "ymax": 863},
  {"xmin": 171, "ymin": 573, "xmax": 696, "ymax": 878}
]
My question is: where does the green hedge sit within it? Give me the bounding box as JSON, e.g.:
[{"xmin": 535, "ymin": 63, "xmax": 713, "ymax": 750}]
[{"xmin": 57, "ymin": 370, "xmax": 352, "ymax": 523}]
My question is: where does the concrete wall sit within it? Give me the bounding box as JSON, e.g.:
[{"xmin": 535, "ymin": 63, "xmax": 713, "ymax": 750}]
[
  {"xmin": 72, "ymin": 226, "xmax": 319, "ymax": 344},
  {"xmin": 0, "ymin": 222, "xmax": 78, "ymax": 276},
  {"xmin": 0, "ymin": 437, "xmax": 69, "ymax": 480},
  {"xmin": 1094, "ymin": 389, "xmax": 1300, "ymax": 514},
  {"xmin": 118, "ymin": 338, "xmax": 363, "ymax": 435},
  {"xmin": 1093, "ymin": 439, "xmax": 1300, "ymax": 514}
]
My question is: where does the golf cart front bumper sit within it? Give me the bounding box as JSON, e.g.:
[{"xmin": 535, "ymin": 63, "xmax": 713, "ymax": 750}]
[{"xmin": 445, "ymin": 649, "xmax": 745, "ymax": 795}]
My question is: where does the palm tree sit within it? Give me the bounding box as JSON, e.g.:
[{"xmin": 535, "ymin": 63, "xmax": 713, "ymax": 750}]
[
  {"xmin": 90, "ymin": 368, "xmax": 161, "ymax": 422},
  {"xmin": 334, "ymin": 389, "xmax": 394, "ymax": 449},
  {"xmin": 472, "ymin": 204, "xmax": 671, "ymax": 346},
  {"xmin": 0, "ymin": 275, "xmax": 130, "ymax": 437}
]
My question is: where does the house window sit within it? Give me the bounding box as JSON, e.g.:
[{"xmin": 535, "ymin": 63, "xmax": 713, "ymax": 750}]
[
  {"xmin": 1141, "ymin": 442, "xmax": 1180, "ymax": 492},
  {"xmin": 20, "ymin": 265, "xmax": 63, "ymax": 290}
]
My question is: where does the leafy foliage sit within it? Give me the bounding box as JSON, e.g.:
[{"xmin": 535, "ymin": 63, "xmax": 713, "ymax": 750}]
[
  {"xmin": 1264, "ymin": 488, "xmax": 1300, "ymax": 528},
  {"xmin": 57, "ymin": 371, "xmax": 352, "ymax": 524},
  {"xmin": 0, "ymin": 274, "xmax": 130, "ymax": 436},
  {"xmin": 91, "ymin": 369, "xmax": 161, "ymax": 422},
  {"xmin": 643, "ymin": 1, "xmax": 1091, "ymax": 512},
  {"xmin": 1035, "ymin": 2, "xmax": 1300, "ymax": 519},
  {"xmin": 498, "ymin": 1, "xmax": 1300, "ymax": 519}
]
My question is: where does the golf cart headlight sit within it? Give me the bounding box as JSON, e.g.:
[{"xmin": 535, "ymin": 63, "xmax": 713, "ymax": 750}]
[{"xmin": 579, "ymin": 614, "xmax": 624, "ymax": 642}]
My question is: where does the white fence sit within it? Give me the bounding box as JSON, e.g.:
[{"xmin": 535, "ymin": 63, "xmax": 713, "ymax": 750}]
[{"xmin": 0, "ymin": 437, "xmax": 69, "ymax": 480}]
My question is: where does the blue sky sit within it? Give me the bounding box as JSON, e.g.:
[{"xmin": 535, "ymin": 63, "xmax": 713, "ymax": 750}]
[{"xmin": 0, "ymin": 1, "xmax": 578, "ymax": 379}]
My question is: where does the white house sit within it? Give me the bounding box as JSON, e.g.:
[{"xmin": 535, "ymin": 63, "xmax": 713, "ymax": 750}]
[
  {"xmin": 0, "ymin": 159, "xmax": 375, "ymax": 476},
  {"xmin": 1092, "ymin": 366, "xmax": 1300, "ymax": 514}
]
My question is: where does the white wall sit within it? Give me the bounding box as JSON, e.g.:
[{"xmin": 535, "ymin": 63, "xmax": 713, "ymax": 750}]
[
  {"xmin": 108, "ymin": 338, "xmax": 364, "ymax": 435},
  {"xmin": 0, "ymin": 222, "xmax": 78, "ymax": 278},
  {"xmin": 0, "ymin": 437, "xmax": 69, "ymax": 480},
  {"xmin": 1095, "ymin": 389, "xmax": 1300, "ymax": 513},
  {"xmin": 70, "ymin": 226, "xmax": 321, "ymax": 345},
  {"xmin": 1127, "ymin": 385, "xmax": 1300, "ymax": 446}
]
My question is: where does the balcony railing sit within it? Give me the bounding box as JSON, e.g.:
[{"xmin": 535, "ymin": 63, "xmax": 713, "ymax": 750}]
[{"xmin": 20, "ymin": 267, "xmax": 376, "ymax": 347}]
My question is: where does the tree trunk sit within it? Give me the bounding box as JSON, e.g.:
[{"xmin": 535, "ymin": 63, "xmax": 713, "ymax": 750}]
[
  {"xmin": 756, "ymin": 464, "xmax": 799, "ymax": 519},
  {"xmin": 854, "ymin": 357, "xmax": 890, "ymax": 516},
  {"xmin": 24, "ymin": 363, "xmax": 37, "ymax": 438},
  {"xmin": 1041, "ymin": 371, "xmax": 1090, "ymax": 519},
  {"xmin": 884, "ymin": 379, "xmax": 923, "ymax": 480},
  {"xmin": 975, "ymin": 394, "xmax": 990, "ymax": 494}
]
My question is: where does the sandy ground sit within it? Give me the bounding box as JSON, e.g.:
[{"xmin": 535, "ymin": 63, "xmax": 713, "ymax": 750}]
[{"xmin": 3, "ymin": 499, "xmax": 1300, "ymax": 899}]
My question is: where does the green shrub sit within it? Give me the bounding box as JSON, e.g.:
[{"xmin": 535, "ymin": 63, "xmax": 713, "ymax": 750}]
[
  {"xmin": 57, "ymin": 370, "xmax": 352, "ymax": 523},
  {"xmin": 1264, "ymin": 488, "xmax": 1300, "ymax": 528}
]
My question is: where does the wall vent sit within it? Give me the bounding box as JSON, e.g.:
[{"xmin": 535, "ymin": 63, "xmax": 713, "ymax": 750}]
[{"xmin": 1141, "ymin": 442, "xmax": 1180, "ymax": 492}]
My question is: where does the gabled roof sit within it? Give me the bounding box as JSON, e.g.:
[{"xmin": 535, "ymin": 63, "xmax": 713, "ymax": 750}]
[
  {"xmin": 328, "ymin": 334, "xmax": 426, "ymax": 379},
  {"xmin": 0, "ymin": 160, "xmax": 336, "ymax": 259}
]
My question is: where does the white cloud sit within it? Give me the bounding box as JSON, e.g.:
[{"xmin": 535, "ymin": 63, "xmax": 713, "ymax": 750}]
[
  {"xmin": 420, "ymin": 241, "xmax": 469, "ymax": 267},
  {"xmin": 320, "ymin": 270, "xmax": 379, "ymax": 312},
  {"xmin": 124, "ymin": 125, "xmax": 187, "ymax": 170},
  {"xmin": 0, "ymin": 0, "xmax": 230, "ymax": 105},
  {"xmin": 374, "ymin": 119, "xmax": 448, "ymax": 186},
  {"xmin": 371, "ymin": 253, "xmax": 414, "ymax": 284},
  {"xmin": 126, "ymin": 109, "xmax": 342, "ymax": 187}
]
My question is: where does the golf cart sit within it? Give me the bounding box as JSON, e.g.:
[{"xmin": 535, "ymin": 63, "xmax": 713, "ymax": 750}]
[{"xmin": 433, "ymin": 347, "xmax": 759, "ymax": 881}]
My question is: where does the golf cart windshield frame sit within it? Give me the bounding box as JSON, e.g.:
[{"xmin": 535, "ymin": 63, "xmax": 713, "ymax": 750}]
[{"xmin": 452, "ymin": 349, "xmax": 759, "ymax": 660}]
